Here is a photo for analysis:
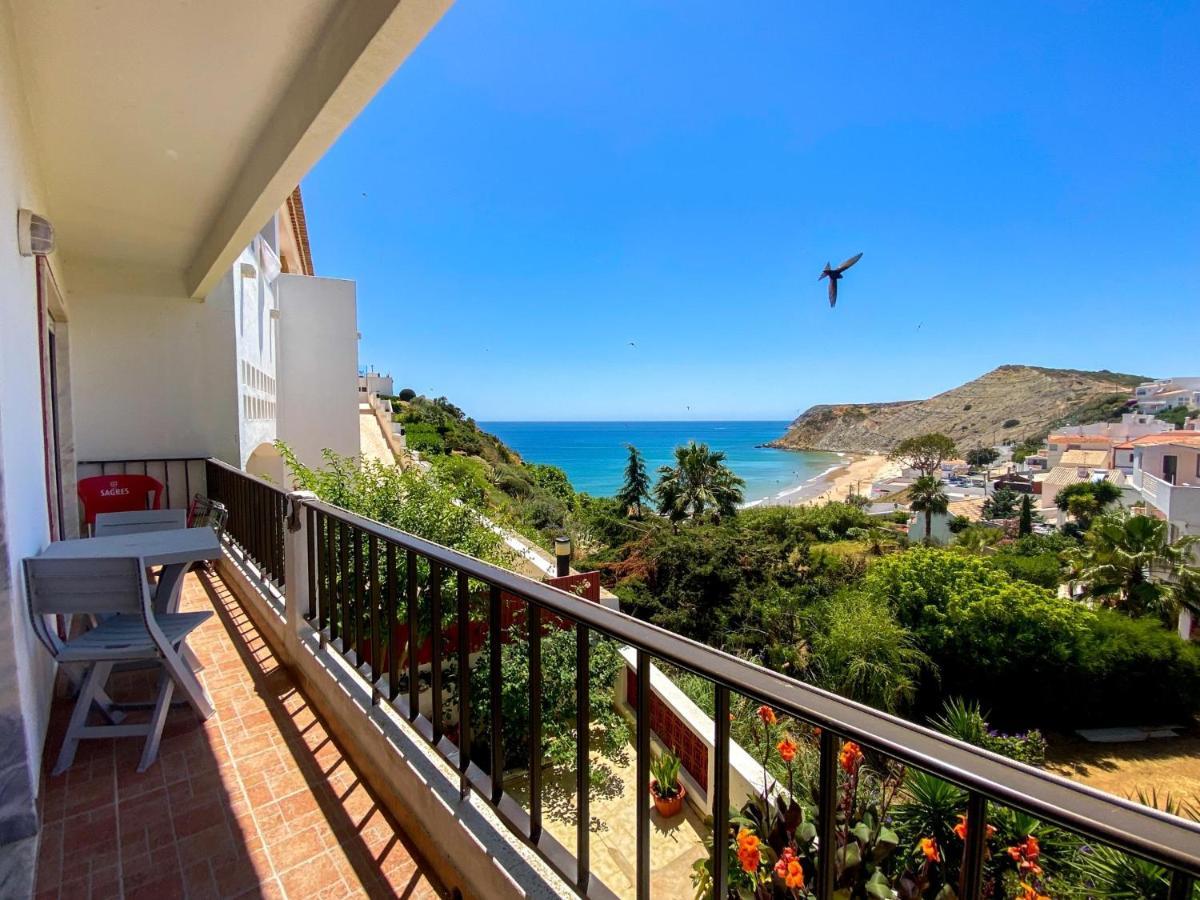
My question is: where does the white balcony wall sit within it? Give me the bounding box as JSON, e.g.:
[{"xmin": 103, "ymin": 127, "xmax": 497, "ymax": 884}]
[
  {"xmin": 276, "ymin": 273, "xmax": 359, "ymax": 480},
  {"xmin": 69, "ymin": 264, "xmax": 240, "ymax": 465},
  {"xmin": 1136, "ymin": 471, "xmax": 1200, "ymax": 537},
  {"xmin": 0, "ymin": 7, "xmax": 59, "ymax": 860},
  {"xmin": 234, "ymin": 235, "xmax": 280, "ymax": 469}
]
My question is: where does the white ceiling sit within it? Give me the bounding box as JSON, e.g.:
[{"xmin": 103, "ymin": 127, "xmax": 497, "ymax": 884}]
[
  {"xmin": 12, "ymin": 0, "xmax": 334, "ymax": 271},
  {"xmin": 10, "ymin": 0, "xmax": 452, "ymax": 295}
]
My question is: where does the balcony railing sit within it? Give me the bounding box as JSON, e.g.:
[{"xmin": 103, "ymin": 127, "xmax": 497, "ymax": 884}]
[
  {"xmin": 1133, "ymin": 468, "xmax": 1200, "ymax": 527},
  {"xmin": 80, "ymin": 458, "xmax": 1200, "ymax": 898},
  {"xmin": 206, "ymin": 458, "xmax": 288, "ymax": 586}
]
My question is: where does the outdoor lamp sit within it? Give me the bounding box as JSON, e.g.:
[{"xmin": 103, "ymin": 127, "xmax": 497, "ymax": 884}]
[{"xmin": 554, "ymin": 535, "xmax": 572, "ymax": 577}]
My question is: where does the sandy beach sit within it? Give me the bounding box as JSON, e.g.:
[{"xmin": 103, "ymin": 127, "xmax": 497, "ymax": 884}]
[{"xmin": 747, "ymin": 453, "xmax": 902, "ymax": 508}]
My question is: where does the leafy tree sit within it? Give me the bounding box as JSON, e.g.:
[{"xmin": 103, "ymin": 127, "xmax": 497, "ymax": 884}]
[
  {"xmin": 1018, "ymin": 493, "xmax": 1035, "ymax": 536},
  {"xmin": 909, "ymin": 474, "xmax": 949, "ymax": 543},
  {"xmin": 889, "ymin": 433, "xmax": 957, "ymax": 475},
  {"xmin": 965, "ymin": 447, "xmax": 1000, "ymax": 468},
  {"xmin": 616, "ymin": 444, "xmax": 651, "ymax": 518},
  {"xmin": 1011, "ymin": 437, "xmax": 1043, "ymax": 463},
  {"xmin": 1054, "ymin": 479, "xmax": 1122, "ymax": 531},
  {"xmin": 1067, "ymin": 511, "xmax": 1200, "ymax": 621},
  {"xmin": 397, "ymin": 387, "xmax": 417, "ymax": 402},
  {"xmin": 982, "ymin": 486, "xmax": 1019, "ymax": 520},
  {"xmin": 277, "ymin": 444, "xmax": 509, "ymax": 565},
  {"xmin": 526, "ymin": 463, "xmax": 574, "ymax": 504},
  {"xmin": 653, "ymin": 441, "xmax": 745, "ymax": 524}
]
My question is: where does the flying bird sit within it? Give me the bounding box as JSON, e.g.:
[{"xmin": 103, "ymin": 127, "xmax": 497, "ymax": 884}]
[{"xmin": 818, "ymin": 252, "xmax": 863, "ymax": 307}]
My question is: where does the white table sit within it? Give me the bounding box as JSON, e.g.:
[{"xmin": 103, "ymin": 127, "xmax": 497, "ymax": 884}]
[
  {"xmin": 39, "ymin": 528, "xmax": 220, "ymax": 614},
  {"xmin": 37, "ymin": 527, "xmax": 221, "ymax": 721}
]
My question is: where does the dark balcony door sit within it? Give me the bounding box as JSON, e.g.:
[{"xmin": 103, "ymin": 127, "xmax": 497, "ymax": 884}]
[{"xmin": 1162, "ymin": 454, "xmax": 1177, "ymax": 485}]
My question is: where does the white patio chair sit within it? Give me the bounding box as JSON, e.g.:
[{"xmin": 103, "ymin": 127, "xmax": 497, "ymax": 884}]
[
  {"xmin": 93, "ymin": 508, "xmax": 187, "ymax": 537},
  {"xmin": 24, "ymin": 555, "xmax": 214, "ymax": 774}
]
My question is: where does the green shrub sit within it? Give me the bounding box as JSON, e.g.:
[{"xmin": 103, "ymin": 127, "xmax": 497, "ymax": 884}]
[
  {"xmin": 861, "ymin": 547, "xmax": 1200, "ymax": 727},
  {"xmin": 429, "ymin": 454, "xmax": 492, "ymax": 506},
  {"xmin": 932, "ymin": 698, "xmax": 1046, "ymax": 766},
  {"xmin": 468, "ymin": 627, "xmax": 629, "ymax": 772},
  {"xmin": 1068, "ymin": 611, "xmax": 1200, "ymax": 726},
  {"xmin": 1002, "ymin": 418, "xmax": 1020, "ymax": 428},
  {"xmin": 989, "ymin": 549, "xmax": 1062, "ymax": 589},
  {"xmin": 495, "ymin": 466, "xmax": 534, "ymax": 498},
  {"xmin": 398, "ymin": 388, "xmax": 417, "ymax": 402},
  {"xmin": 404, "ymin": 423, "xmax": 444, "ymax": 454},
  {"xmin": 808, "ymin": 592, "xmax": 929, "ymax": 713}
]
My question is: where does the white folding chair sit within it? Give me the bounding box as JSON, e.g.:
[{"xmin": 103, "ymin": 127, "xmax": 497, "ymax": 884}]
[
  {"xmin": 24, "ymin": 555, "xmax": 214, "ymax": 774},
  {"xmin": 93, "ymin": 508, "xmax": 187, "ymax": 537}
]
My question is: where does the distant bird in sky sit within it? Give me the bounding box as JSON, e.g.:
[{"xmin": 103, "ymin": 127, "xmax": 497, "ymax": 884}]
[
  {"xmin": 628, "ymin": 341, "xmax": 636, "ymax": 348},
  {"xmin": 818, "ymin": 252, "xmax": 863, "ymax": 307}
]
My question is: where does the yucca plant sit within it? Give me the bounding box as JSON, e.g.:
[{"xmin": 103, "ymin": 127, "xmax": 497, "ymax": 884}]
[
  {"xmin": 1061, "ymin": 789, "xmax": 1200, "ymax": 898},
  {"xmin": 931, "ymin": 697, "xmax": 989, "ymax": 746}
]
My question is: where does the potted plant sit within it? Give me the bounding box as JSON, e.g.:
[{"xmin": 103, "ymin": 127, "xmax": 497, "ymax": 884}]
[{"xmin": 649, "ymin": 749, "xmax": 686, "ymax": 817}]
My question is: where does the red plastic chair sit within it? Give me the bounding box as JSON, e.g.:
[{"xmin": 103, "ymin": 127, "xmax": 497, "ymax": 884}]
[{"xmin": 77, "ymin": 474, "xmax": 164, "ymax": 532}]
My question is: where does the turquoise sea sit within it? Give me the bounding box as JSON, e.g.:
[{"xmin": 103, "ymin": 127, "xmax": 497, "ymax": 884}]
[{"xmin": 478, "ymin": 421, "xmax": 846, "ymax": 505}]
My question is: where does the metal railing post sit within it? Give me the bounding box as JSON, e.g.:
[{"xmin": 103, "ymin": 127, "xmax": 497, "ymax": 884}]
[{"xmin": 283, "ymin": 490, "xmax": 317, "ymax": 657}]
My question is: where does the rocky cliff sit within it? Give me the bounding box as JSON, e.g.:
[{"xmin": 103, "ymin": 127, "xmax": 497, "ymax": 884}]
[{"xmin": 768, "ymin": 366, "xmax": 1147, "ymax": 454}]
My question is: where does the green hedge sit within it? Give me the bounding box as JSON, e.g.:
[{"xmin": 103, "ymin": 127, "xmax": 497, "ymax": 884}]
[{"xmin": 861, "ymin": 548, "xmax": 1200, "ymax": 727}]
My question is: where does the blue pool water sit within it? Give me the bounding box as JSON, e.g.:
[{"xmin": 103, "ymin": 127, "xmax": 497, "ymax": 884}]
[{"xmin": 478, "ymin": 421, "xmax": 844, "ymax": 505}]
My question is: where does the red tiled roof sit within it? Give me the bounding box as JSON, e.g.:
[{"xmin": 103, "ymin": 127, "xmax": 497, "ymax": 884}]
[{"xmin": 1131, "ymin": 432, "xmax": 1200, "ymax": 446}]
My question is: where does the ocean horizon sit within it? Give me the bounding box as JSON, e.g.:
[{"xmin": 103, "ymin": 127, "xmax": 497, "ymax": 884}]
[{"xmin": 479, "ymin": 420, "xmax": 844, "ymax": 505}]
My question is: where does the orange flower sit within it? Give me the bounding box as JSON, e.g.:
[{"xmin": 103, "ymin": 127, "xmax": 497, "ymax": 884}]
[
  {"xmin": 777, "ymin": 735, "xmax": 798, "ymax": 763},
  {"xmin": 757, "ymin": 705, "xmax": 777, "ymax": 726},
  {"xmin": 784, "ymin": 859, "xmax": 804, "ymax": 889},
  {"xmin": 1007, "ymin": 836, "xmax": 1043, "ymax": 876},
  {"xmin": 919, "ymin": 837, "xmax": 940, "ymax": 863},
  {"xmin": 954, "ymin": 814, "xmax": 997, "ymax": 842},
  {"xmin": 736, "ymin": 828, "xmax": 761, "ymax": 874},
  {"xmin": 1017, "ymin": 884, "xmax": 1050, "ymax": 900},
  {"xmin": 773, "ymin": 847, "xmax": 804, "ymax": 889},
  {"xmin": 839, "ymin": 741, "xmax": 863, "ymax": 774}
]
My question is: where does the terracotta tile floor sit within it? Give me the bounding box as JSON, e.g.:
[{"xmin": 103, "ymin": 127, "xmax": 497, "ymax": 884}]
[{"xmin": 34, "ymin": 570, "xmax": 446, "ymax": 899}]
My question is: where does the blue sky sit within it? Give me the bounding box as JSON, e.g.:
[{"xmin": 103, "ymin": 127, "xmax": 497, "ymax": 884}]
[{"xmin": 302, "ymin": 1, "xmax": 1199, "ymax": 421}]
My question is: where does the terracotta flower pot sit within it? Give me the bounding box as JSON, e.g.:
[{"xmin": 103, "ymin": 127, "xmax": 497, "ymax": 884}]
[{"xmin": 650, "ymin": 779, "xmax": 686, "ymax": 818}]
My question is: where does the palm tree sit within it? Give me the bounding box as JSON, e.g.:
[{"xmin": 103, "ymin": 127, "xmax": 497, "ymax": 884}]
[
  {"xmin": 653, "ymin": 441, "xmax": 744, "ymax": 524},
  {"xmin": 909, "ymin": 474, "xmax": 949, "ymax": 543},
  {"xmin": 1067, "ymin": 511, "xmax": 1200, "ymax": 621},
  {"xmin": 616, "ymin": 444, "xmax": 651, "ymax": 518}
]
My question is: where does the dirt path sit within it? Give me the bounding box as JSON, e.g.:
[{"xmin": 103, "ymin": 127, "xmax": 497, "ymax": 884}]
[{"xmin": 1046, "ymin": 734, "xmax": 1200, "ymax": 802}]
